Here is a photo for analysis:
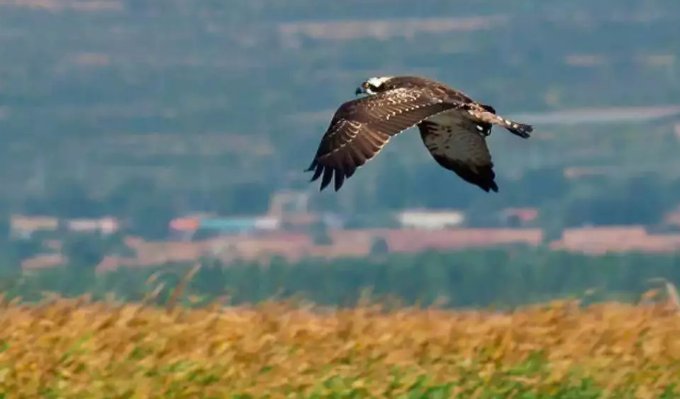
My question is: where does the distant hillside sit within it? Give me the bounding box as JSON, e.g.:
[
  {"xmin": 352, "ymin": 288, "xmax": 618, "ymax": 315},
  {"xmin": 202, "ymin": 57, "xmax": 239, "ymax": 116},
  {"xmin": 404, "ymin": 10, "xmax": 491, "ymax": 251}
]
[{"xmin": 0, "ymin": 0, "xmax": 678, "ymax": 217}]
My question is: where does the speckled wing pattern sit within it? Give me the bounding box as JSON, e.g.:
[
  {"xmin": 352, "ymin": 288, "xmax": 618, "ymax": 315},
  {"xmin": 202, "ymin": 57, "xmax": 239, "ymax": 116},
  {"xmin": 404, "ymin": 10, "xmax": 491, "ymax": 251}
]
[
  {"xmin": 417, "ymin": 106, "xmax": 499, "ymax": 192},
  {"xmin": 305, "ymin": 87, "xmax": 459, "ymax": 191}
]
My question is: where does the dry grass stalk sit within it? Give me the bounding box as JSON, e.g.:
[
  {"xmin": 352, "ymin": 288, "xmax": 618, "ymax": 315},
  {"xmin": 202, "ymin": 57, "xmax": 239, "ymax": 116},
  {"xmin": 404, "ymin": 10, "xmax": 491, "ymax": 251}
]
[
  {"xmin": 165, "ymin": 262, "xmax": 202, "ymax": 313},
  {"xmin": 646, "ymin": 277, "xmax": 680, "ymax": 312},
  {"xmin": 663, "ymin": 280, "xmax": 680, "ymax": 312},
  {"xmin": 142, "ymin": 282, "xmax": 166, "ymax": 306}
]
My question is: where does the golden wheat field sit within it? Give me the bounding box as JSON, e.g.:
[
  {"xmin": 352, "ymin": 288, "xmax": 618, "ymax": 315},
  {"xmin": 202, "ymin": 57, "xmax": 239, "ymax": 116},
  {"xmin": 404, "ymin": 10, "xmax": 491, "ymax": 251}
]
[{"xmin": 1, "ymin": 295, "xmax": 679, "ymax": 399}]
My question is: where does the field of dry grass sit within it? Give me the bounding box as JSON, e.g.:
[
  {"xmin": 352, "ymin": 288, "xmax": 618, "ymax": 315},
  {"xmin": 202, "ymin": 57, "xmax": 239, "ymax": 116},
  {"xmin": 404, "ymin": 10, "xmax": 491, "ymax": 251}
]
[{"xmin": 1, "ymin": 292, "xmax": 679, "ymax": 399}]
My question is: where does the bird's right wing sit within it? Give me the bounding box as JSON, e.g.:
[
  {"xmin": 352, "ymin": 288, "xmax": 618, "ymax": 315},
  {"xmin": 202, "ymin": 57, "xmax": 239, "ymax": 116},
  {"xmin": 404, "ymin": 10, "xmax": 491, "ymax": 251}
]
[
  {"xmin": 306, "ymin": 87, "xmax": 460, "ymax": 191},
  {"xmin": 417, "ymin": 109, "xmax": 499, "ymax": 192}
]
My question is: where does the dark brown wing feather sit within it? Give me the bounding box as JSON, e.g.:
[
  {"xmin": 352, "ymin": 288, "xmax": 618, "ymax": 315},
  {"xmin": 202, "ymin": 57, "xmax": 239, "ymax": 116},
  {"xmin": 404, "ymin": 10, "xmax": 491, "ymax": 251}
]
[
  {"xmin": 417, "ymin": 109, "xmax": 499, "ymax": 192},
  {"xmin": 306, "ymin": 87, "xmax": 460, "ymax": 191}
]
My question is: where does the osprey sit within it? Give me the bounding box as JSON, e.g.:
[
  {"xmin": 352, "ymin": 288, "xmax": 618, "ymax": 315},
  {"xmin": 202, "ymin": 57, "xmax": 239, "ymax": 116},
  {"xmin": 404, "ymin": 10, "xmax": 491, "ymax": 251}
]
[{"xmin": 305, "ymin": 75, "xmax": 533, "ymax": 193}]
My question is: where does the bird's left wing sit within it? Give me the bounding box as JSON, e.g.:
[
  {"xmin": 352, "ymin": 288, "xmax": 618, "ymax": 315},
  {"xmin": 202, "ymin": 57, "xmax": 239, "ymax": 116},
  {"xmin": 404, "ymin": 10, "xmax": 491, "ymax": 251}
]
[{"xmin": 306, "ymin": 87, "xmax": 459, "ymax": 191}]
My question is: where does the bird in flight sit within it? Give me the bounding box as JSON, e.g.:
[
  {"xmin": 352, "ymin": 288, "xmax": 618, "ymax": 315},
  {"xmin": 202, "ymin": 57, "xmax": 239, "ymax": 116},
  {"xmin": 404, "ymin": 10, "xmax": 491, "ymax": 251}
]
[{"xmin": 305, "ymin": 75, "xmax": 533, "ymax": 193}]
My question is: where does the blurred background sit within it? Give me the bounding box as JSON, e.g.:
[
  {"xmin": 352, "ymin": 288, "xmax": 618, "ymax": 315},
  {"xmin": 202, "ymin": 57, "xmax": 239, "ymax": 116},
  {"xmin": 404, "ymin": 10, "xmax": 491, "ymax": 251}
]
[{"xmin": 0, "ymin": 0, "xmax": 679, "ymax": 307}]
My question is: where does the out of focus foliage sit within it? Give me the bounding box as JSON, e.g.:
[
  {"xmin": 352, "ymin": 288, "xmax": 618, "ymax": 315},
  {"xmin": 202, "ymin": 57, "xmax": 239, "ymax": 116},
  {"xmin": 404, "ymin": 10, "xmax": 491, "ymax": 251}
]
[
  {"xmin": 0, "ymin": 298, "xmax": 678, "ymax": 397},
  {"xmin": 2, "ymin": 248, "xmax": 679, "ymax": 309}
]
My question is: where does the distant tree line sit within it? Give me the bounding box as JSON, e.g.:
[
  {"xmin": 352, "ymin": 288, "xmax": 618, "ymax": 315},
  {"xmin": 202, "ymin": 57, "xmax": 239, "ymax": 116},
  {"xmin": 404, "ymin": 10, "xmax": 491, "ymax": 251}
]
[{"xmin": 2, "ymin": 247, "xmax": 679, "ymax": 309}]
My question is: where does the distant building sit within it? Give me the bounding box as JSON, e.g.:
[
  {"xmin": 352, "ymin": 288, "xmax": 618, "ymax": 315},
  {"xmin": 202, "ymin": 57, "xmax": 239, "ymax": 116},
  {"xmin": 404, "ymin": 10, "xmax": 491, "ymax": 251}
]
[
  {"xmin": 168, "ymin": 214, "xmax": 281, "ymax": 240},
  {"xmin": 10, "ymin": 215, "xmax": 59, "ymax": 238},
  {"xmin": 197, "ymin": 216, "xmax": 280, "ymax": 236},
  {"xmin": 549, "ymin": 226, "xmax": 680, "ymax": 254},
  {"xmin": 21, "ymin": 253, "xmax": 65, "ymax": 270},
  {"xmin": 279, "ymin": 212, "xmax": 320, "ymax": 231},
  {"xmin": 268, "ymin": 190, "xmax": 328, "ymax": 232},
  {"xmin": 11, "ymin": 215, "xmax": 120, "ymax": 238},
  {"xmin": 396, "ymin": 209, "xmax": 465, "ymax": 230},
  {"xmin": 169, "ymin": 216, "xmax": 201, "ymax": 232},
  {"xmin": 65, "ymin": 217, "xmax": 119, "ymax": 234},
  {"xmin": 663, "ymin": 205, "xmax": 680, "ymax": 229},
  {"xmin": 168, "ymin": 216, "xmax": 201, "ymax": 241},
  {"xmin": 499, "ymin": 208, "xmax": 539, "ymax": 227},
  {"xmin": 268, "ymin": 190, "xmax": 310, "ymax": 215}
]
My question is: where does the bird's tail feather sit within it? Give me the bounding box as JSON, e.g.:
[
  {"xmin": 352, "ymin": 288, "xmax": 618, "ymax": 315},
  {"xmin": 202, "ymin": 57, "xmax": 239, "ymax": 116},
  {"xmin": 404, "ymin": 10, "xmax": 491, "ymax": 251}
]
[
  {"xmin": 471, "ymin": 109, "xmax": 533, "ymax": 139},
  {"xmin": 499, "ymin": 119, "xmax": 533, "ymax": 138}
]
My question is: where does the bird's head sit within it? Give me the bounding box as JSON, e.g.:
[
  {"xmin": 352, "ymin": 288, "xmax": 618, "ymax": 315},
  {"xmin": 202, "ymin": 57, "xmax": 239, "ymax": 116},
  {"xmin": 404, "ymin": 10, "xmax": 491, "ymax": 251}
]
[{"xmin": 355, "ymin": 76, "xmax": 394, "ymax": 96}]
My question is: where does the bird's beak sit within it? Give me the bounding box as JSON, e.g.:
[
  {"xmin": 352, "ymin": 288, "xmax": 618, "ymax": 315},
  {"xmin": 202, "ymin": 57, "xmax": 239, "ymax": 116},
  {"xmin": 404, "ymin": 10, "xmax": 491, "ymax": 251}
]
[{"xmin": 355, "ymin": 86, "xmax": 364, "ymax": 96}]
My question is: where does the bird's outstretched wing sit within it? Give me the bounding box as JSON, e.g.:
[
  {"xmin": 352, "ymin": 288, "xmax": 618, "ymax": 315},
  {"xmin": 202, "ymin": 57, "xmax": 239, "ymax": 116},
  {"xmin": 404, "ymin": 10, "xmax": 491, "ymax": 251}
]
[
  {"xmin": 306, "ymin": 87, "xmax": 459, "ymax": 191},
  {"xmin": 417, "ymin": 109, "xmax": 499, "ymax": 192}
]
